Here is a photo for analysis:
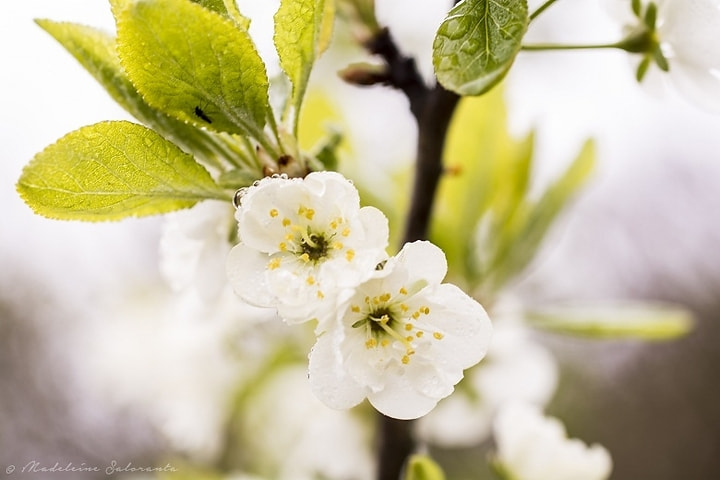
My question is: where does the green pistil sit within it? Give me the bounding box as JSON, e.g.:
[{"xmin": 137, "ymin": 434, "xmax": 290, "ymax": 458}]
[{"xmin": 299, "ymin": 228, "xmax": 329, "ymax": 262}]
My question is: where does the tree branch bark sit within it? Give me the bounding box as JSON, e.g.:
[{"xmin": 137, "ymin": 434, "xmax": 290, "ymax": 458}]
[{"xmin": 355, "ymin": 25, "xmax": 461, "ymax": 480}]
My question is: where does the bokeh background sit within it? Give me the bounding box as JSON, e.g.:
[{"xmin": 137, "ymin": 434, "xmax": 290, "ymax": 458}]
[{"xmin": 2, "ymin": 0, "xmax": 720, "ymax": 479}]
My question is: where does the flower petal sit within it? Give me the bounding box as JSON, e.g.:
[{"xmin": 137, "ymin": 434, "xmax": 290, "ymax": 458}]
[
  {"xmin": 367, "ymin": 370, "xmax": 441, "ymax": 420},
  {"xmin": 309, "ymin": 331, "xmax": 367, "ymax": 410},
  {"xmin": 226, "ymin": 244, "xmax": 275, "ymax": 307}
]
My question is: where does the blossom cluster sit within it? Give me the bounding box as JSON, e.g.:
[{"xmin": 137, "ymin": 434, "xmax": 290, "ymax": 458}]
[{"xmin": 226, "ymin": 171, "xmax": 492, "ymax": 419}]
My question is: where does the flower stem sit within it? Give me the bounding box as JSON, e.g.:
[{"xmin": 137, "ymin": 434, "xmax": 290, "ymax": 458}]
[
  {"xmin": 521, "ymin": 41, "xmax": 626, "ymax": 51},
  {"xmin": 529, "ymin": 0, "xmax": 562, "ymax": 21}
]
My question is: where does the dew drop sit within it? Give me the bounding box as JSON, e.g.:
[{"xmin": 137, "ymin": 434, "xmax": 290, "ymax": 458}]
[
  {"xmin": 461, "ymin": 39, "xmax": 481, "ymax": 55},
  {"xmin": 233, "ymin": 187, "xmax": 248, "ymax": 209},
  {"xmin": 443, "ymin": 18, "xmax": 469, "ymax": 40}
]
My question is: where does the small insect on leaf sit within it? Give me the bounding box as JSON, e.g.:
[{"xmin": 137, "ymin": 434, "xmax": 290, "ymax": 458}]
[{"xmin": 194, "ymin": 106, "xmax": 213, "ymax": 124}]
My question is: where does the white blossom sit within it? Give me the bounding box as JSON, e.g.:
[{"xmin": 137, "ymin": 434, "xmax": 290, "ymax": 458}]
[
  {"xmin": 417, "ymin": 321, "xmax": 558, "ymax": 447},
  {"xmin": 242, "ymin": 365, "xmax": 374, "ymax": 480},
  {"xmin": 493, "ymin": 402, "xmax": 613, "ymax": 480},
  {"xmin": 227, "ymin": 171, "xmax": 389, "ymax": 325},
  {"xmin": 160, "ymin": 200, "xmax": 236, "ymax": 302},
  {"xmin": 606, "ymin": 0, "xmax": 720, "ymax": 110},
  {"xmin": 309, "ymin": 240, "xmax": 492, "ymax": 420}
]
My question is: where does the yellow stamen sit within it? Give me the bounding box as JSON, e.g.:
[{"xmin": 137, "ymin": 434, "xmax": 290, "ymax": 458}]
[
  {"xmin": 268, "ymin": 258, "xmax": 281, "ymax": 270},
  {"xmin": 282, "ymin": 218, "xmax": 291, "ymax": 227},
  {"xmin": 421, "ymin": 306, "xmax": 430, "ymax": 315},
  {"xmin": 433, "ymin": 332, "xmax": 444, "ymax": 340},
  {"xmin": 306, "ymin": 276, "xmax": 315, "ymax": 285},
  {"xmin": 346, "ymin": 249, "xmax": 355, "ymax": 261},
  {"xmin": 299, "ymin": 253, "xmax": 310, "ymax": 262},
  {"xmin": 416, "ymin": 331, "xmax": 424, "ymax": 338},
  {"xmin": 366, "ymin": 338, "xmax": 377, "ymax": 348},
  {"xmin": 269, "ymin": 208, "xmax": 279, "ymax": 218},
  {"xmin": 380, "ymin": 339, "xmax": 390, "ymax": 347},
  {"xmin": 399, "ymin": 287, "xmax": 408, "ymax": 295},
  {"xmin": 401, "ymin": 355, "xmax": 410, "ymax": 364},
  {"xmin": 317, "ymin": 291, "xmax": 325, "ymax": 299},
  {"xmin": 279, "ymin": 242, "xmax": 287, "ymax": 251},
  {"xmin": 379, "ymin": 293, "xmax": 391, "ymax": 302},
  {"xmin": 333, "ymin": 242, "xmax": 344, "ymax": 250},
  {"xmin": 404, "ymin": 323, "xmax": 413, "ymax": 331},
  {"xmin": 400, "ymin": 304, "xmax": 409, "ymax": 312},
  {"xmin": 351, "ymin": 305, "xmax": 361, "ymax": 313}
]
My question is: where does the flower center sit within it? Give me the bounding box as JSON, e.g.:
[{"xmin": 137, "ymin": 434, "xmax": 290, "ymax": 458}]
[
  {"xmin": 299, "ymin": 229, "xmax": 329, "ymax": 262},
  {"xmin": 350, "ymin": 289, "xmax": 442, "ymax": 365}
]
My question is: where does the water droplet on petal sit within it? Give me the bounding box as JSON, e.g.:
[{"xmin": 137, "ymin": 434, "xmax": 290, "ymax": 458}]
[{"xmin": 233, "ymin": 187, "xmax": 248, "ymax": 209}]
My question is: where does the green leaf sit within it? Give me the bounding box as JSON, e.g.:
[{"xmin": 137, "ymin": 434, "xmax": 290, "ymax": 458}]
[
  {"xmin": 526, "ymin": 302, "xmax": 693, "ymax": 340},
  {"xmin": 274, "ymin": 0, "xmax": 335, "ymax": 132},
  {"xmin": 115, "ymin": 0, "xmax": 270, "ymax": 139},
  {"xmin": 17, "ymin": 121, "xmax": 227, "ymax": 221},
  {"xmin": 190, "ymin": 0, "xmax": 252, "ymax": 30},
  {"xmin": 404, "ymin": 455, "xmax": 446, "ymax": 480},
  {"xmin": 433, "ymin": 0, "xmax": 529, "ymax": 96},
  {"xmin": 482, "ymin": 139, "xmax": 595, "ymax": 292},
  {"xmin": 191, "ymin": 0, "xmax": 227, "ymax": 14},
  {"xmin": 35, "ymin": 19, "xmax": 254, "ymax": 172}
]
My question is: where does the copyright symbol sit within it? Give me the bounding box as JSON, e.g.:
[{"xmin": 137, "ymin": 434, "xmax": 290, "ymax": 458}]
[{"xmin": 5, "ymin": 465, "xmax": 14, "ymax": 474}]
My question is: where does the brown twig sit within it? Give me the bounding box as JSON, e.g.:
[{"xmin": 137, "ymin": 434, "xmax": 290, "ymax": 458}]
[{"xmin": 353, "ymin": 24, "xmax": 461, "ymax": 480}]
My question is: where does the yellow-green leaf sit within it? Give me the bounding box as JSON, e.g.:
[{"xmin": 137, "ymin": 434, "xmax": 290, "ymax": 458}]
[
  {"xmin": 433, "ymin": 0, "xmax": 529, "ymax": 96},
  {"xmin": 35, "ymin": 19, "xmax": 252, "ymax": 171},
  {"xmin": 115, "ymin": 0, "xmax": 270, "ymax": 138},
  {"xmin": 526, "ymin": 302, "xmax": 694, "ymax": 340},
  {"xmin": 404, "ymin": 455, "xmax": 446, "ymax": 480},
  {"xmin": 274, "ymin": 0, "xmax": 335, "ymax": 132},
  {"xmin": 17, "ymin": 121, "xmax": 226, "ymax": 221}
]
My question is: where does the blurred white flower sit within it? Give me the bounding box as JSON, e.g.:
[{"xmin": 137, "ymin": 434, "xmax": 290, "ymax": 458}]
[
  {"xmin": 309, "ymin": 240, "xmax": 492, "ymax": 420},
  {"xmin": 241, "ymin": 365, "xmax": 374, "ymax": 480},
  {"xmin": 606, "ymin": 0, "xmax": 720, "ymax": 110},
  {"xmin": 227, "ymin": 171, "xmax": 389, "ymax": 326},
  {"xmin": 493, "ymin": 402, "xmax": 613, "ymax": 480},
  {"xmin": 417, "ymin": 322, "xmax": 558, "ymax": 447},
  {"xmin": 160, "ymin": 200, "xmax": 236, "ymax": 302},
  {"xmin": 79, "ymin": 285, "xmax": 278, "ymax": 462}
]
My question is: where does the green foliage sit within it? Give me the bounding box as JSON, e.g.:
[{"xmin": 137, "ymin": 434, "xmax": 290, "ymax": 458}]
[
  {"xmin": 526, "ymin": 303, "xmax": 693, "ymax": 340},
  {"xmin": 274, "ymin": 0, "xmax": 335, "ymax": 133},
  {"xmin": 115, "ymin": 0, "xmax": 271, "ymax": 143},
  {"xmin": 35, "ymin": 19, "xmax": 255, "ymax": 172},
  {"xmin": 405, "ymin": 455, "xmax": 446, "ymax": 480},
  {"xmin": 431, "ymin": 90, "xmax": 595, "ymax": 298},
  {"xmin": 433, "ymin": 0, "xmax": 529, "ymax": 96},
  {"xmin": 191, "ymin": 0, "xmax": 252, "ymax": 30},
  {"xmin": 17, "ymin": 121, "xmax": 226, "ymax": 221}
]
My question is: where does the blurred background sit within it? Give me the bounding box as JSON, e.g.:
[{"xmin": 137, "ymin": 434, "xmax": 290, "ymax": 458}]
[{"xmin": 2, "ymin": 1, "xmax": 720, "ymax": 479}]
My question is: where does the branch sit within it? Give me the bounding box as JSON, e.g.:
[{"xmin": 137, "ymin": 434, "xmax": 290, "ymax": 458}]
[
  {"xmin": 362, "ymin": 27, "xmax": 430, "ymax": 120},
  {"xmin": 356, "ymin": 24, "xmax": 461, "ymax": 480},
  {"xmin": 403, "ymin": 85, "xmax": 459, "ymax": 243}
]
